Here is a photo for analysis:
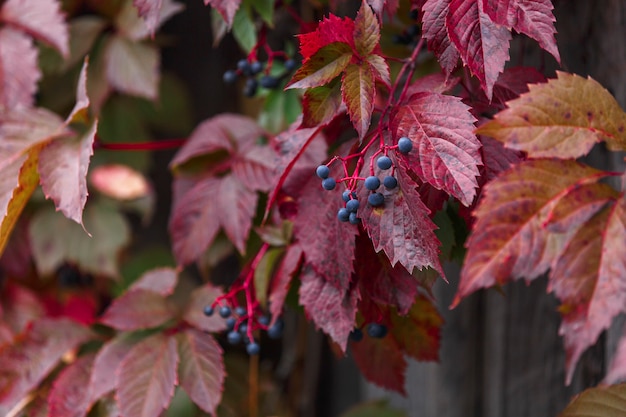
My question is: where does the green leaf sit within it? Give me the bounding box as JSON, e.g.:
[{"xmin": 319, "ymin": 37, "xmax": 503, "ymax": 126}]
[
  {"xmin": 301, "ymin": 79, "xmax": 342, "ymax": 128},
  {"xmin": 254, "ymin": 247, "xmax": 284, "ymax": 307},
  {"xmin": 286, "ymin": 42, "xmax": 352, "ymax": 89},
  {"xmin": 258, "ymin": 88, "xmax": 302, "ymax": 133},
  {"xmin": 342, "ymin": 62, "xmax": 375, "ymax": 139},
  {"xmin": 249, "ymin": 0, "xmax": 274, "ymax": 26},
  {"xmin": 232, "ymin": 6, "xmax": 257, "ymax": 53},
  {"xmin": 560, "ymin": 383, "xmax": 626, "ymax": 417},
  {"xmin": 477, "ymin": 72, "xmax": 626, "ymax": 158}
]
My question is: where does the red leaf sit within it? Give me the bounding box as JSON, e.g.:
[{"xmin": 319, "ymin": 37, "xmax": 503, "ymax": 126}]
[
  {"xmin": 0, "ymin": 27, "xmax": 41, "ymax": 110},
  {"xmin": 0, "ymin": 0, "xmax": 69, "ymax": 56},
  {"xmin": 299, "ymin": 265, "xmax": 360, "ymax": 350},
  {"xmin": 286, "ymin": 42, "xmax": 352, "ymax": 90},
  {"xmin": 357, "ymin": 151, "xmax": 443, "ymax": 276},
  {"xmin": 204, "ymin": 0, "xmax": 241, "ymax": 27},
  {"xmin": 269, "ymin": 244, "xmax": 303, "ymax": 322},
  {"xmin": 231, "ymin": 140, "xmax": 277, "ymax": 192},
  {"xmin": 105, "ymin": 35, "xmax": 159, "ymax": 100},
  {"xmin": 446, "ymin": 0, "xmax": 511, "ymax": 99},
  {"xmin": 405, "ymin": 73, "xmax": 460, "ymax": 96},
  {"xmin": 133, "ymin": 0, "xmax": 163, "ymax": 37},
  {"xmin": 183, "ymin": 284, "xmax": 227, "ymax": 333},
  {"xmin": 177, "ymin": 329, "xmax": 225, "ymax": 415},
  {"xmin": 1, "ymin": 282, "xmax": 45, "ymax": 334},
  {"xmin": 389, "ymin": 294, "xmax": 442, "ymax": 361},
  {"xmin": 478, "ymin": 134, "xmax": 523, "ymax": 183},
  {"xmin": 100, "ymin": 289, "xmax": 175, "ymax": 331},
  {"xmin": 293, "ymin": 168, "xmax": 359, "ymax": 291},
  {"xmin": 0, "ymin": 318, "xmax": 92, "ymax": 413},
  {"xmin": 117, "ymin": 333, "xmax": 179, "ymax": 417},
  {"xmin": 550, "ymin": 198, "xmax": 626, "ymax": 383},
  {"xmin": 421, "ymin": 0, "xmax": 459, "ymax": 75},
  {"xmin": 38, "ymin": 122, "xmax": 97, "ymax": 226},
  {"xmin": 342, "ymin": 62, "xmax": 375, "ymax": 139},
  {"xmin": 170, "ymin": 174, "xmax": 257, "ymax": 264},
  {"xmin": 89, "ymin": 336, "xmax": 136, "ymax": 404},
  {"xmin": 350, "ymin": 334, "xmax": 407, "ymax": 394},
  {"xmin": 297, "ymin": 15, "xmax": 355, "ymax": 61},
  {"xmin": 47, "ymin": 354, "xmax": 95, "ymax": 417},
  {"xmin": 353, "ymin": 1, "xmax": 379, "ymax": 57},
  {"xmin": 130, "ymin": 267, "xmax": 178, "ymax": 295},
  {"xmin": 490, "ymin": 66, "xmax": 546, "ymax": 108},
  {"xmin": 483, "ymin": 0, "xmax": 560, "ymax": 62},
  {"xmin": 455, "ymin": 160, "xmax": 610, "ymax": 307},
  {"xmin": 392, "ymin": 92, "xmax": 481, "ymax": 205}
]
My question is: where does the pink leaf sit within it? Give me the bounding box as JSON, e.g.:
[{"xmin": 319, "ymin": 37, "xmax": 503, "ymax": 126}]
[
  {"xmin": 67, "ymin": 59, "xmax": 91, "ymax": 123},
  {"xmin": 134, "ymin": 0, "xmax": 163, "ymax": 36},
  {"xmin": 120, "ymin": 0, "xmax": 184, "ymax": 40},
  {"xmin": 89, "ymin": 336, "xmax": 136, "ymax": 405},
  {"xmin": 183, "ymin": 284, "xmax": 227, "ymax": 333},
  {"xmin": 177, "ymin": 329, "xmax": 225, "ymax": 415},
  {"xmin": 231, "ymin": 140, "xmax": 277, "ymax": 192},
  {"xmin": 447, "ymin": 0, "xmax": 511, "ymax": 99},
  {"xmin": 0, "ymin": 0, "xmax": 69, "ymax": 56},
  {"xmin": 1, "ymin": 282, "xmax": 45, "ymax": 334},
  {"xmin": 421, "ymin": 0, "xmax": 459, "ymax": 75},
  {"xmin": 47, "ymin": 354, "xmax": 95, "ymax": 417},
  {"xmin": 106, "ymin": 35, "xmax": 159, "ymax": 100},
  {"xmin": 204, "ymin": 0, "xmax": 241, "ymax": 27},
  {"xmin": 130, "ymin": 267, "xmax": 178, "ymax": 295},
  {"xmin": 299, "ymin": 265, "xmax": 360, "ymax": 351},
  {"xmin": 483, "ymin": 0, "xmax": 560, "ymax": 62},
  {"xmin": 116, "ymin": 333, "xmax": 179, "ymax": 417},
  {"xmin": 392, "ymin": 92, "xmax": 481, "ymax": 205},
  {"xmin": 269, "ymin": 244, "xmax": 303, "ymax": 322},
  {"xmin": 100, "ymin": 289, "xmax": 175, "ymax": 331},
  {"xmin": 38, "ymin": 122, "xmax": 97, "ymax": 226},
  {"xmin": 0, "ymin": 27, "xmax": 41, "ymax": 110}
]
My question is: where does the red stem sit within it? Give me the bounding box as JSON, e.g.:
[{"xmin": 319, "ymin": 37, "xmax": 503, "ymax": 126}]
[{"xmin": 95, "ymin": 137, "xmax": 187, "ymax": 151}]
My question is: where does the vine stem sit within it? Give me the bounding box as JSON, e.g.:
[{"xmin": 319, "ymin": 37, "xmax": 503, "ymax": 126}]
[{"xmin": 94, "ymin": 137, "xmax": 187, "ymax": 151}]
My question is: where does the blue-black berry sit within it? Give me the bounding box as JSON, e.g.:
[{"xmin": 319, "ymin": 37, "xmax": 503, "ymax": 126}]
[
  {"xmin": 235, "ymin": 306, "xmax": 246, "ymax": 317},
  {"xmin": 367, "ymin": 323, "xmax": 388, "ymax": 338},
  {"xmin": 246, "ymin": 342, "xmax": 261, "ymax": 355},
  {"xmin": 364, "ymin": 176, "xmax": 381, "ymax": 190},
  {"xmin": 342, "ymin": 190, "xmax": 356, "ymax": 202},
  {"xmin": 243, "ymin": 78, "xmax": 258, "ymax": 97},
  {"xmin": 338, "ymin": 208, "xmax": 350, "ymax": 222},
  {"xmin": 346, "ymin": 199, "xmax": 359, "ymax": 212},
  {"xmin": 237, "ymin": 59, "xmax": 251, "ymax": 75},
  {"xmin": 258, "ymin": 315, "xmax": 270, "ymax": 326},
  {"xmin": 350, "ymin": 328, "xmax": 363, "ymax": 342},
  {"xmin": 383, "ymin": 176, "xmax": 398, "ymax": 189},
  {"xmin": 238, "ymin": 323, "xmax": 248, "ymax": 334},
  {"xmin": 368, "ymin": 192, "xmax": 385, "ymax": 207},
  {"xmin": 250, "ymin": 61, "xmax": 264, "ymax": 75},
  {"xmin": 267, "ymin": 318, "xmax": 284, "ymax": 339},
  {"xmin": 397, "ymin": 137, "xmax": 413, "ymax": 154},
  {"xmin": 227, "ymin": 330, "xmax": 242, "ymax": 345},
  {"xmin": 377, "ymin": 156, "xmax": 392, "ymax": 170},
  {"xmin": 322, "ymin": 177, "xmax": 336, "ymax": 190},
  {"xmin": 260, "ymin": 75, "xmax": 280, "ymax": 89},
  {"xmin": 203, "ymin": 305, "xmax": 215, "ymax": 316},
  {"xmin": 284, "ymin": 59, "xmax": 297, "ymax": 72},
  {"xmin": 219, "ymin": 306, "xmax": 232, "ymax": 318},
  {"xmin": 225, "ymin": 317, "xmax": 236, "ymax": 331},
  {"xmin": 316, "ymin": 165, "xmax": 330, "ymax": 179},
  {"xmin": 223, "ymin": 70, "xmax": 237, "ymax": 84},
  {"xmin": 349, "ymin": 212, "xmax": 359, "ymax": 225}
]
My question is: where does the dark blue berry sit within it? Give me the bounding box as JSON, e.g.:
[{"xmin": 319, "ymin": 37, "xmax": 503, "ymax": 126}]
[
  {"xmin": 367, "ymin": 323, "xmax": 388, "ymax": 338},
  {"xmin": 243, "ymin": 78, "xmax": 258, "ymax": 97},
  {"xmin": 346, "ymin": 199, "xmax": 359, "ymax": 212},
  {"xmin": 377, "ymin": 156, "xmax": 392, "ymax": 170},
  {"xmin": 223, "ymin": 70, "xmax": 237, "ymax": 84},
  {"xmin": 284, "ymin": 59, "xmax": 297, "ymax": 71},
  {"xmin": 203, "ymin": 305, "xmax": 215, "ymax": 316},
  {"xmin": 258, "ymin": 315, "xmax": 270, "ymax": 326},
  {"xmin": 250, "ymin": 61, "xmax": 264, "ymax": 74},
  {"xmin": 238, "ymin": 323, "xmax": 248, "ymax": 334},
  {"xmin": 235, "ymin": 306, "xmax": 246, "ymax": 317},
  {"xmin": 342, "ymin": 190, "xmax": 356, "ymax": 202},
  {"xmin": 219, "ymin": 306, "xmax": 232, "ymax": 318},
  {"xmin": 397, "ymin": 137, "xmax": 413, "ymax": 154},
  {"xmin": 410, "ymin": 8, "xmax": 419, "ymax": 20},
  {"xmin": 383, "ymin": 176, "xmax": 398, "ymax": 189},
  {"xmin": 349, "ymin": 212, "xmax": 360, "ymax": 225},
  {"xmin": 267, "ymin": 319, "xmax": 284, "ymax": 339},
  {"xmin": 364, "ymin": 176, "xmax": 381, "ymax": 190},
  {"xmin": 227, "ymin": 330, "xmax": 242, "ymax": 344},
  {"xmin": 338, "ymin": 208, "xmax": 350, "ymax": 222},
  {"xmin": 260, "ymin": 75, "xmax": 280, "ymax": 89},
  {"xmin": 407, "ymin": 24, "xmax": 420, "ymax": 38},
  {"xmin": 368, "ymin": 192, "xmax": 385, "ymax": 207},
  {"xmin": 225, "ymin": 317, "xmax": 236, "ymax": 331},
  {"xmin": 350, "ymin": 328, "xmax": 363, "ymax": 342},
  {"xmin": 322, "ymin": 177, "xmax": 336, "ymax": 190},
  {"xmin": 247, "ymin": 342, "xmax": 261, "ymax": 355},
  {"xmin": 237, "ymin": 59, "xmax": 251, "ymax": 75},
  {"xmin": 316, "ymin": 165, "xmax": 330, "ymax": 179}
]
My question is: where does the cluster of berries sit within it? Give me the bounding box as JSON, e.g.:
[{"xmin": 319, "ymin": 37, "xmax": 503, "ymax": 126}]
[
  {"xmin": 316, "ymin": 137, "xmax": 413, "ymax": 224},
  {"xmin": 350, "ymin": 323, "xmax": 388, "ymax": 341},
  {"xmin": 223, "ymin": 58, "xmax": 298, "ymax": 97},
  {"xmin": 204, "ymin": 303, "xmax": 283, "ymax": 355}
]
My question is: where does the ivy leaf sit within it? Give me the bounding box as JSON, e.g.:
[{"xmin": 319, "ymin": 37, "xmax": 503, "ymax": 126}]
[
  {"xmin": 47, "ymin": 353, "xmax": 95, "ymax": 417},
  {"xmin": 551, "ymin": 198, "xmax": 626, "ymax": 383},
  {"xmin": 455, "ymin": 160, "xmax": 611, "ymax": 307},
  {"xmin": 231, "ymin": 5, "xmax": 256, "ymax": 52},
  {"xmin": 0, "ymin": 318, "xmax": 92, "ymax": 414},
  {"xmin": 421, "ymin": 0, "xmax": 459, "ymax": 75},
  {"xmin": 0, "ymin": 27, "xmax": 41, "ymax": 110},
  {"xmin": 120, "ymin": 0, "xmax": 184, "ymax": 41},
  {"xmin": 353, "ymin": 0, "xmax": 379, "ymax": 57},
  {"xmin": 133, "ymin": 0, "xmax": 163, "ymax": 37},
  {"xmin": 301, "ymin": 82, "xmax": 343, "ymax": 128},
  {"xmin": 297, "ymin": 15, "xmax": 355, "ymax": 61},
  {"xmin": 392, "ymin": 91, "xmax": 481, "ymax": 206},
  {"xmin": 130, "ymin": 267, "xmax": 178, "ymax": 295},
  {"xmin": 177, "ymin": 329, "xmax": 225, "ymax": 416},
  {"xmin": 286, "ymin": 43, "xmax": 352, "ymax": 90},
  {"xmin": 0, "ymin": 0, "xmax": 69, "ymax": 56},
  {"xmin": 483, "ymin": 0, "xmax": 560, "ymax": 63},
  {"xmin": 478, "ymin": 134, "xmax": 523, "ymax": 183},
  {"xmin": 183, "ymin": 284, "xmax": 227, "ymax": 333},
  {"xmin": 106, "ymin": 35, "xmax": 159, "ymax": 100},
  {"xmin": 446, "ymin": 0, "xmax": 511, "ymax": 99},
  {"xmin": 1, "ymin": 282, "xmax": 45, "ymax": 334},
  {"xmin": 204, "ymin": 0, "xmax": 241, "ymax": 27},
  {"xmin": 342, "ymin": 63, "xmax": 375, "ymax": 139},
  {"xmin": 89, "ymin": 335, "xmax": 136, "ymax": 405},
  {"xmin": 489, "ymin": 66, "xmax": 546, "ymax": 108},
  {"xmin": 169, "ymin": 174, "xmax": 257, "ymax": 264},
  {"xmin": 559, "ymin": 383, "xmax": 626, "ymax": 417},
  {"xmin": 357, "ymin": 152, "xmax": 443, "ymax": 276},
  {"xmin": 116, "ymin": 333, "xmax": 179, "ymax": 417},
  {"xmin": 366, "ymin": 54, "xmax": 390, "ymax": 86},
  {"xmin": 350, "ymin": 332, "xmax": 407, "ymax": 394},
  {"xmin": 100, "ymin": 289, "xmax": 176, "ymax": 331},
  {"xmin": 477, "ymin": 72, "xmax": 626, "ymax": 158},
  {"xmin": 299, "ymin": 265, "xmax": 360, "ymax": 350},
  {"xmin": 389, "ymin": 295, "xmax": 442, "ymax": 361},
  {"xmin": 269, "ymin": 244, "xmax": 303, "ymax": 322}
]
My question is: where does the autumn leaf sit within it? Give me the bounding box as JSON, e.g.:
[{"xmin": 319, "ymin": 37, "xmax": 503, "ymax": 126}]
[
  {"xmin": 351, "ymin": 332, "xmax": 407, "ymax": 394},
  {"xmin": 477, "ymin": 72, "xmax": 626, "ymax": 158},
  {"xmin": 446, "ymin": 0, "xmax": 511, "ymax": 99},
  {"xmin": 204, "ymin": 0, "xmax": 241, "ymax": 27},
  {"xmin": 89, "ymin": 335, "xmax": 136, "ymax": 405},
  {"xmin": 106, "ymin": 35, "xmax": 160, "ymax": 100},
  {"xmin": 297, "ymin": 14, "xmax": 355, "ymax": 61},
  {"xmin": 421, "ymin": 0, "xmax": 459, "ymax": 75},
  {"xmin": 392, "ymin": 91, "xmax": 481, "ymax": 205},
  {"xmin": 478, "ymin": 134, "xmax": 523, "ymax": 183},
  {"xmin": 47, "ymin": 354, "xmax": 95, "ymax": 417},
  {"xmin": 490, "ymin": 66, "xmax": 546, "ymax": 108},
  {"xmin": 353, "ymin": 1, "xmax": 379, "ymax": 57},
  {"xmin": 100, "ymin": 289, "xmax": 176, "ymax": 331},
  {"xmin": 559, "ymin": 383, "xmax": 626, "ymax": 417},
  {"xmin": 130, "ymin": 267, "xmax": 179, "ymax": 295},
  {"xmin": 0, "ymin": 27, "xmax": 41, "ymax": 110},
  {"xmin": 269, "ymin": 244, "xmax": 302, "ymax": 322},
  {"xmin": 342, "ymin": 63, "xmax": 375, "ymax": 139},
  {"xmin": 286, "ymin": 42, "xmax": 352, "ymax": 90},
  {"xmin": 301, "ymin": 82, "xmax": 343, "ymax": 128},
  {"xmin": 389, "ymin": 295, "xmax": 442, "ymax": 361},
  {"xmin": 116, "ymin": 333, "xmax": 179, "ymax": 417},
  {"xmin": 183, "ymin": 284, "xmax": 227, "ymax": 333}
]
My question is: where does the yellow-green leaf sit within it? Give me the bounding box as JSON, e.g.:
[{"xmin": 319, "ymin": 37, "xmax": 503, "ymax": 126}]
[
  {"xmin": 560, "ymin": 383, "xmax": 626, "ymax": 417},
  {"xmin": 342, "ymin": 62, "xmax": 375, "ymax": 139}
]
